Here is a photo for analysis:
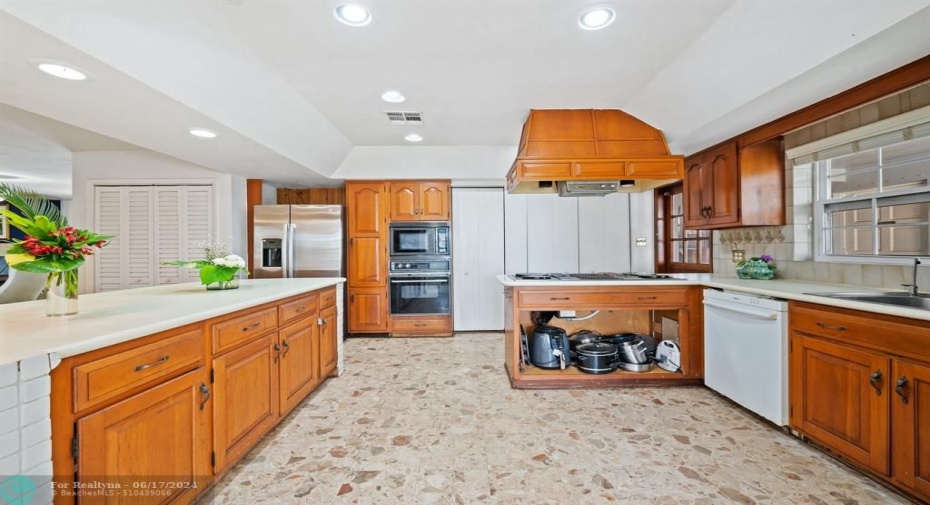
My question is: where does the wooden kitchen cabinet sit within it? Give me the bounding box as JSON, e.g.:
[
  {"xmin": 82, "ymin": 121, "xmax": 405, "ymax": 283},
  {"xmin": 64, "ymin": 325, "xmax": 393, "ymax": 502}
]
[
  {"xmin": 346, "ymin": 181, "xmax": 388, "ymax": 237},
  {"xmin": 789, "ymin": 333, "xmax": 890, "ymax": 474},
  {"xmin": 76, "ymin": 368, "xmax": 211, "ymax": 505},
  {"xmin": 212, "ymin": 334, "xmax": 279, "ymax": 472},
  {"xmin": 319, "ymin": 304, "xmax": 339, "ymax": 377},
  {"xmin": 348, "ymin": 287, "xmax": 389, "ymax": 332},
  {"xmin": 684, "ymin": 139, "xmax": 784, "ymax": 229},
  {"xmin": 892, "ymin": 359, "xmax": 930, "ymax": 499},
  {"xmin": 278, "ymin": 316, "xmax": 319, "ymax": 415},
  {"xmin": 788, "ymin": 301, "xmax": 930, "ymax": 503},
  {"xmin": 503, "ymin": 285, "xmax": 704, "ymax": 389},
  {"xmin": 389, "ymin": 181, "xmax": 450, "ymax": 221},
  {"xmin": 347, "ymin": 236, "xmax": 386, "ymax": 286}
]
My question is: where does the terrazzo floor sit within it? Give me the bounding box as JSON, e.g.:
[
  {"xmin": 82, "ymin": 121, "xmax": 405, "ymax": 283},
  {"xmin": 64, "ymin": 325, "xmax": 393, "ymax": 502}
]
[{"xmin": 197, "ymin": 333, "xmax": 910, "ymax": 505}]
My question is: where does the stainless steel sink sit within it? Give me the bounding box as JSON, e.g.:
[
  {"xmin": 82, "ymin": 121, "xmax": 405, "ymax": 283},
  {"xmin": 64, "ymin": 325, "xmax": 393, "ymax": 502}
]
[{"xmin": 807, "ymin": 291, "xmax": 930, "ymax": 311}]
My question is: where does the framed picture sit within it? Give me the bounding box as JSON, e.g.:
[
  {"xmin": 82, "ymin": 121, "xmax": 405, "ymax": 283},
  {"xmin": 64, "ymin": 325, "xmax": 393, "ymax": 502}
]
[{"xmin": 0, "ymin": 204, "xmax": 9, "ymax": 240}]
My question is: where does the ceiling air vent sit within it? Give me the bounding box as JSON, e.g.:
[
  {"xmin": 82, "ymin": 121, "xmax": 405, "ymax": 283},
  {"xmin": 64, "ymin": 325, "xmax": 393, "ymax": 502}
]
[{"xmin": 385, "ymin": 111, "xmax": 423, "ymax": 125}]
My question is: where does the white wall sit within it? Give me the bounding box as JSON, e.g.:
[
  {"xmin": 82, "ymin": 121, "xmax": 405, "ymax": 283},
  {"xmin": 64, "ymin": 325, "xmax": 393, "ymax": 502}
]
[
  {"xmin": 333, "ymin": 145, "xmax": 516, "ymax": 180},
  {"xmin": 261, "ymin": 184, "xmax": 277, "ymax": 205},
  {"xmin": 72, "ymin": 150, "xmax": 247, "ymax": 292}
]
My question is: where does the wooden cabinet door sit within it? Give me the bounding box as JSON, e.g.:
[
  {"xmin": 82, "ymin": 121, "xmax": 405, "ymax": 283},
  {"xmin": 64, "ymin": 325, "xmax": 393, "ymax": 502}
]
[
  {"xmin": 348, "ymin": 287, "xmax": 388, "ymax": 332},
  {"xmin": 319, "ymin": 305, "xmax": 338, "ymax": 377},
  {"xmin": 347, "ymin": 236, "xmax": 385, "ymax": 286},
  {"xmin": 419, "ymin": 182, "xmax": 450, "ymax": 220},
  {"xmin": 213, "ymin": 334, "xmax": 279, "ymax": 472},
  {"xmin": 789, "ymin": 333, "xmax": 891, "ymax": 474},
  {"xmin": 572, "ymin": 160, "xmax": 625, "ymax": 180},
  {"xmin": 706, "ymin": 142, "xmax": 740, "ymax": 226},
  {"xmin": 683, "ymin": 155, "xmax": 706, "ymax": 227},
  {"xmin": 892, "ymin": 360, "xmax": 930, "ymax": 500},
  {"xmin": 390, "ymin": 182, "xmax": 419, "ymax": 221},
  {"xmin": 77, "ymin": 369, "xmax": 210, "ymax": 505},
  {"xmin": 279, "ymin": 317, "xmax": 318, "ymax": 414},
  {"xmin": 346, "ymin": 182, "xmax": 386, "ymax": 237}
]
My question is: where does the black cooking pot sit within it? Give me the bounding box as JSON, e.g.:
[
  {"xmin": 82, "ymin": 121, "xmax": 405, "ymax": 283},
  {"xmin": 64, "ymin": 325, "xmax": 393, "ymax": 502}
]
[
  {"xmin": 569, "ymin": 329, "xmax": 602, "ymax": 349},
  {"xmin": 597, "ymin": 333, "xmax": 639, "ymax": 346},
  {"xmin": 575, "ymin": 342, "xmax": 618, "ymax": 374}
]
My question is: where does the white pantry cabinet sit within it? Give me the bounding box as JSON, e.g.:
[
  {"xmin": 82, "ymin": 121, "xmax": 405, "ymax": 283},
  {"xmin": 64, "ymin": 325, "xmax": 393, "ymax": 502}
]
[{"xmin": 452, "ymin": 188, "xmax": 505, "ymax": 331}]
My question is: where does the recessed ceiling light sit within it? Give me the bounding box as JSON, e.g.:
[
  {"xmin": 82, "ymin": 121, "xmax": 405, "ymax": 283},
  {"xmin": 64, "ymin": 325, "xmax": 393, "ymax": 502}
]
[
  {"xmin": 381, "ymin": 91, "xmax": 406, "ymax": 103},
  {"xmin": 189, "ymin": 128, "xmax": 218, "ymax": 138},
  {"xmin": 578, "ymin": 8, "xmax": 616, "ymax": 30},
  {"xmin": 404, "ymin": 133, "xmax": 423, "ymax": 142},
  {"xmin": 37, "ymin": 63, "xmax": 87, "ymax": 81},
  {"xmin": 334, "ymin": 4, "xmax": 371, "ymax": 26}
]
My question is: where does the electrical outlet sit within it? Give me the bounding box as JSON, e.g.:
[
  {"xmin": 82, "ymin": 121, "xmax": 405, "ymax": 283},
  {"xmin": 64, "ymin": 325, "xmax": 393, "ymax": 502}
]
[
  {"xmin": 635, "ymin": 237, "xmax": 647, "ymax": 247},
  {"xmin": 559, "ymin": 310, "xmax": 576, "ymax": 318},
  {"xmin": 732, "ymin": 249, "xmax": 745, "ymax": 263}
]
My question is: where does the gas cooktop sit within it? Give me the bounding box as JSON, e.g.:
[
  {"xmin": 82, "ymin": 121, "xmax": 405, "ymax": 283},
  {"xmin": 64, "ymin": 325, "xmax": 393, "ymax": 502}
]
[{"xmin": 512, "ymin": 272, "xmax": 675, "ymax": 281}]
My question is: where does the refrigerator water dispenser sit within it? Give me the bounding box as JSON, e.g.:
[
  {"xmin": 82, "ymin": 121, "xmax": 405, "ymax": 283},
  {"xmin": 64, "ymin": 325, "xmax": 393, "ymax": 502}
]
[{"xmin": 262, "ymin": 239, "xmax": 282, "ymax": 268}]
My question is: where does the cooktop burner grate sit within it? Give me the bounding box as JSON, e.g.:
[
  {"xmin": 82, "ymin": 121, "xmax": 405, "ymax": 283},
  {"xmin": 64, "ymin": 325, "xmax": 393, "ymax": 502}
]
[{"xmin": 512, "ymin": 272, "xmax": 676, "ymax": 281}]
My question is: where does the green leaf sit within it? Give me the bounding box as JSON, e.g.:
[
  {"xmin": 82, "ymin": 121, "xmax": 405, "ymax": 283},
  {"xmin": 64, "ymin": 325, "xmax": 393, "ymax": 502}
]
[
  {"xmin": 0, "ymin": 183, "xmax": 66, "ymax": 226},
  {"xmin": 198, "ymin": 264, "xmax": 238, "ymax": 285},
  {"xmin": 10, "ymin": 257, "xmax": 85, "ymax": 273}
]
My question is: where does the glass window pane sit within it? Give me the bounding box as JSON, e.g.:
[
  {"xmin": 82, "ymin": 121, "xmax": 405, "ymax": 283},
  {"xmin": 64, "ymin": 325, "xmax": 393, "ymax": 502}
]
[
  {"xmin": 826, "ymin": 207, "xmax": 872, "ymax": 228},
  {"xmin": 672, "ymin": 217, "xmax": 683, "ymax": 239},
  {"xmin": 879, "ymin": 224, "xmax": 930, "ymax": 256},
  {"xmin": 672, "ymin": 241, "xmax": 683, "ymax": 263},
  {"xmin": 671, "ymin": 193, "xmax": 683, "ymax": 215},
  {"xmin": 684, "ymin": 229, "xmax": 697, "ymax": 239},
  {"xmin": 827, "ymin": 227, "xmax": 874, "ymax": 255},
  {"xmin": 883, "ymin": 135, "xmax": 930, "ymax": 166},
  {"xmin": 879, "ymin": 201, "xmax": 929, "ymax": 223},
  {"xmin": 829, "ymin": 149, "xmax": 878, "ymax": 173},
  {"xmin": 684, "ymin": 241, "xmax": 698, "ymax": 264},
  {"xmin": 698, "ymin": 230, "xmax": 711, "ymax": 238},
  {"xmin": 828, "ymin": 169, "xmax": 878, "ymax": 198},
  {"xmin": 699, "ymin": 239, "xmax": 711, "ymax": 265},
  {"xmin": 881, "ymin": 158, "xmax": 930, "ymax": 192}
]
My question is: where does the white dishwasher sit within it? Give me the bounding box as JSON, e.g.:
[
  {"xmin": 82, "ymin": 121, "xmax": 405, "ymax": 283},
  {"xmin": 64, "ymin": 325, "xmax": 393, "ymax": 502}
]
[{"xmin": 703, "ymin": 289, "xmax": 788, "ymax": 426}]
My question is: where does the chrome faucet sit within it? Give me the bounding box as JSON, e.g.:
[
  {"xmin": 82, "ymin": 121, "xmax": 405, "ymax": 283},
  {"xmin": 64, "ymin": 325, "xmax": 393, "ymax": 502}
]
[{"xmin": 902, "ymin": 257, "xmax": 922, "ymax": 296}]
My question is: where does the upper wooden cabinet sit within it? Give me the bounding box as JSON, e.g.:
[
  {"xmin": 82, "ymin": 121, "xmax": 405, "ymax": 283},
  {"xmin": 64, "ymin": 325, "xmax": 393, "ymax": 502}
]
[
  {"xmin": 390, "ymin": 181, "xmax": 450, "ymax": 221},
  {"xmin": 684, "ymin": 139, "xmax": 784, "ymax": 229},
  {"xmin": 346, "ymin": 181, "xmax": 388, "ymax": 237}
]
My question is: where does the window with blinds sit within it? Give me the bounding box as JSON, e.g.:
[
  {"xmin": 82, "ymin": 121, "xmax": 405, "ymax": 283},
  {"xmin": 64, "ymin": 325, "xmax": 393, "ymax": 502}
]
[
  {"xmin": 791, "ymin": 110, "xmax": 930, "ymax": 261},
  {"xmin": 94, "ymin": 185, "xmax": 215, "ymax": 292}
]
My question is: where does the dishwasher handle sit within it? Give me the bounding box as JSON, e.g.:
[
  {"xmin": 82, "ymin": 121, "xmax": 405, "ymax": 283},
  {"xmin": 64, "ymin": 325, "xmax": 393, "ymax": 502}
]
[{"xmin": 702, "ymin": 298, "xmax": 779, "ymax": 321}]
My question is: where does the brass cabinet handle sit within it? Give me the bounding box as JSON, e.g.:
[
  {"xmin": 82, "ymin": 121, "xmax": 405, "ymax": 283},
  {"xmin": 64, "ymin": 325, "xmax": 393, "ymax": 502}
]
[
  {"xmin": 273, "ymin": 343, "xmax": 281, "ymax": 362},
  {"xmin": 869, "ymin": 369, "xmax": 883, "ymax": 395},
  {"xmin": 281, "ymin": 340, "xmax": 290, "ymax": 357},
  {"xmin": 242, "ymin": 322, "xmax": 261, "ymax": 332},
  {"xmin": 199, "ymin": 383, "xmax": 210, "ymax": 411},
  {"xmin": 134, "ymin": 355, "xmax": 169, "ymax": 372},
  {"xmin": 549, "ymin": 297, "xmax": 570, "ymax": 301},
  {"xmin": 349, "ymin": 238, "xmax": 354, "ymax": 247},
  {"xmin": 637, "ymin": 296, "xmax": 658, "ymax": 301},
  {"xmin": 816, "ymin": 322, "xmax": 847, "ymax": 332},
  {"xmin": 896, "ymin": 376, "xmax": 909, "ymax": 404},
  {"xmin": 350, "ymin": 294, "xmax": 355, "ymax": 303}
]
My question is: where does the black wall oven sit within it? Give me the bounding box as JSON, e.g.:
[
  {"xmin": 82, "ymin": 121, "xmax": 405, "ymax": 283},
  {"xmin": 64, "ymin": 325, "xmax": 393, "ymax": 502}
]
[
  {"xmin": 388, "ymin": 258, "xmax": 451, "ymax": 316},
  {"xmin": 389, "ymin": 222, "xmax": 450, "ymax": 256}
]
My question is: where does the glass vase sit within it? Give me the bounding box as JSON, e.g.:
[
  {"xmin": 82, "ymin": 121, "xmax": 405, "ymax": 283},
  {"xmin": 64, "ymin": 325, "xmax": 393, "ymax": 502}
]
[
  {"xmin": 736, "ymin": 258, "xmax": 776, "ymax": 280},
  {"xmin": 46, "ymin": 270, "xmax": 79, "ymax": 317},
  {"xmin": 206, "ymin": 278, "xmax": 239, "ymax": 290}
]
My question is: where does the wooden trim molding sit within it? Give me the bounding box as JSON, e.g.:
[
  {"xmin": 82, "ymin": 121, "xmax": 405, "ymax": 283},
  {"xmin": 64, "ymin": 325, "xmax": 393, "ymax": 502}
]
[
  {"xmin": 737, "ymin": 55, "xmax": 930, "ymax": 148},
  {"xmin": 246, "ymin": 179, "xmax": 264, "ymax": 277}
]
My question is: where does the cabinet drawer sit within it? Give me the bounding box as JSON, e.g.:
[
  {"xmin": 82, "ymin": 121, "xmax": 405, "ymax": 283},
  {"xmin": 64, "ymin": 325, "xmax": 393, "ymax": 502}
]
[
  {"xmin": 320, "ymin": 286, "xmax": 337, "ymax": 309},
  {"xmin": 518, "ymin": 161, "xmax": 573, "ymax": 179},
  {"xmin": 790, "ymin": 302, "xmax": 930, "ymax": 362},
  {"xmin": 279, "ymin": 294, "xmax": 318, "ymax": 325},
  {"xmin": 212, "ymin": 308, "xmax": 278, "ymax": 354},
  {"xmin": 391, "ymin": 315, "xmax": 452, "ymax": 333},
  {"xmin": 73, "ymin": 326, "xmax": 203, "ymax": 412},
  {"xmin": 517, "ymin": 289, "xmax": 687, "ymax": 308},
  {"xmin": 627, "ymin": 160, "xmax": 682, "ymax": 178}
]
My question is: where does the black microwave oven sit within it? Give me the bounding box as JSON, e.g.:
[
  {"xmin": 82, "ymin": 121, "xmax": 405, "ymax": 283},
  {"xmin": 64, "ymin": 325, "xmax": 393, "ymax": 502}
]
[{"xmin": 389, "ymin": 222, "xmax": 450, "ymax": 256}]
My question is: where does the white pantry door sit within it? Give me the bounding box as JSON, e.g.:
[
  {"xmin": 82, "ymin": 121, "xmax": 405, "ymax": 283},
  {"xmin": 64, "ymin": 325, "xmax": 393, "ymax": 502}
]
[{"xmin": 452, "ymin": 188, "xmax": 505, "ymax": 331}]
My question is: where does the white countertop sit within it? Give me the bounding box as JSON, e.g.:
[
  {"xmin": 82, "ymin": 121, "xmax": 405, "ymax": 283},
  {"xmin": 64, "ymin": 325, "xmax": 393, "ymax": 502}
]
[
  {"xmin": 497, "ymin": 274, "xmax": 930, "ymax": 322},
  {"xmin": 0, "ymin": 278, "xmax": 345, "ymax": 365}
]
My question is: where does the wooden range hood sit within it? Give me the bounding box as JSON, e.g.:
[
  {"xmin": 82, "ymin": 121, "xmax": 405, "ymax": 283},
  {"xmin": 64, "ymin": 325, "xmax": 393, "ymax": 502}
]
[{"xmin": 506, "ymin": 109, "xmax": 684, "ymax": 194}]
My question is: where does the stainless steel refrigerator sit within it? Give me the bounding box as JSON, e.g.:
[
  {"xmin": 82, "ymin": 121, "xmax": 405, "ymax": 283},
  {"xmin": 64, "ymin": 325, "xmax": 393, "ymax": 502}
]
[{"xmin": 252, "ymin": 205, "xmax": 344, "ymax": 278}]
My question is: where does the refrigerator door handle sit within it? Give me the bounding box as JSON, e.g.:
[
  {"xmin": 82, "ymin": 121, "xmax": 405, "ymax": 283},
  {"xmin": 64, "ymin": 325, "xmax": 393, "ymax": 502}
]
[
  {"xmin": 288, "ymin": 223, "xmax": 297, "ymax": 278},
  {"xmin": 281, "ymin": 223, "xmax": 290, "ymax": 278}
]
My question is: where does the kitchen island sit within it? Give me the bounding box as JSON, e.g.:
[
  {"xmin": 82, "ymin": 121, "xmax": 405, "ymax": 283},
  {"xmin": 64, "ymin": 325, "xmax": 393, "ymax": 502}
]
[{"xmin": 0, "ymin": 278, "xmax": 344, "ymax": 505}]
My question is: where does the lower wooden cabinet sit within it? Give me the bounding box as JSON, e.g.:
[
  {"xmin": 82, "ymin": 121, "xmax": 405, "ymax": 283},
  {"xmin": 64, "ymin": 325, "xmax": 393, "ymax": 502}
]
[
  {"xmin": 278, "ymin": 317, "xmax": 319, "ymax": 414},
  {"xmin": 788, "ymin": 301, "xmax": 930, "ymax": 503},
  {"xmin": 348, "ymin": 287, "xmax": 388, "ymax": 332},
  {"xmin": 212, "ymin": 334, "xmax": 279, "ymax": 472},
  {"xmin": 319, "ymin": 305, "xmax": 338, "ymax": 377},
  {"xmin": 76, "ymin": 368, "xmax": 211, "ymax": 505},
  {"xmin": 789, "ymin": 333, "xmax": 890, "ymax": 474},
  {"xmin": 892, "ymin": 359, "xmax": 930, "ymax": 498}
]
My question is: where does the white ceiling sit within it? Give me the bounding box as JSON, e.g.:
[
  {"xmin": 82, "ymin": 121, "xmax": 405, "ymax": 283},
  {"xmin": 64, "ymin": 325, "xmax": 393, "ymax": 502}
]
[{"xmin": 0, "ymin": 0, "xmax": 928, "ymax": 198}]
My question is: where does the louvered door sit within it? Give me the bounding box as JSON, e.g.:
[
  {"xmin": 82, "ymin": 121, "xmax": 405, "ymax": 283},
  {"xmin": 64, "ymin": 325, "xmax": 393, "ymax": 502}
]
[{"xmin": 95, "ymin": 185, "xmax": 214, "ymax": 291}]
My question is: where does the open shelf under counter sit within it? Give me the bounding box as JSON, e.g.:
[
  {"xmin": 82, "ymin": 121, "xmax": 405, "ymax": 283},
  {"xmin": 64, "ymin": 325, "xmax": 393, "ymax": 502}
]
[{"xmin": 502, "ymin": 283, "xmax": 704, "ymax": 389}]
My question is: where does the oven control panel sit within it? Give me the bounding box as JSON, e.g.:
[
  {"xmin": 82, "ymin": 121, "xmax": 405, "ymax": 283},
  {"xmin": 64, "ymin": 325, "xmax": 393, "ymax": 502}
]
[{"xmin": 390, "ymin": 260, "xmax": 450, "ymax": 272}]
